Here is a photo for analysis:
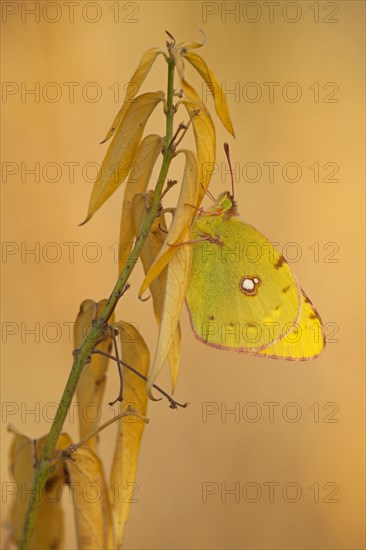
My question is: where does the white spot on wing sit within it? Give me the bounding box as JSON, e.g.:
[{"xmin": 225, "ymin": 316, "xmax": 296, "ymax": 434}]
[
  {"xmin": 240, "ymin": 275, "xmax": 261, "ymax": 296},
  {"xmin": 242, "ymin": 278, "xmax": 255, "ymax": 291}
]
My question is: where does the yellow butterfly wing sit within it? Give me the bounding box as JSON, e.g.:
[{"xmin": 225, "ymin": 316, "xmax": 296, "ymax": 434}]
[
  {"xmin": 255, "ymin": 290, "xmax": 325, "ymax": 360},
  {"xmin": 186, "ymin": 213, "xmax": 303, "ymax": 352}
]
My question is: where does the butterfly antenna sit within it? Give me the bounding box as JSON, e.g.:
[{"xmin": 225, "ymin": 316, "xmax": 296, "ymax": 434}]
[
  {"xmin": 200, "ymin": 182, "xmax": 219, "ymax": 206},
  {"xmin": 206, "ymin": 189, "xmax": 220, "ymax": 205},
  {"xmin": 224, "ymin": 142, "xmax": 235, "ymax": 199}
]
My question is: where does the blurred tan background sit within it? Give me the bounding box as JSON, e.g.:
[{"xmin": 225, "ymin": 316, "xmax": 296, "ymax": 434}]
[{"xmin": 1, "ymin": 1, "xmax": 365, "ymax": 548}]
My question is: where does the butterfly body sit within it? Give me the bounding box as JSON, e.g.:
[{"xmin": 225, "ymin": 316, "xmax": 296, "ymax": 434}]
[{"xmin": 186, "ymin": 193, "xmax": 325, "ymax": 359}]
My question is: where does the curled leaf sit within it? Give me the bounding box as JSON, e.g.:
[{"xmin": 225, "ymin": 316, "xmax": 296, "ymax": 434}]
[
  {"xmin": 9, "ymin": 430, "xmax": 71, "ymax": 550},
  {"xmin": 74, "ymin": 299, "xmax": 114, "ymax": 453},
  {"xmin": 147, "ymin": 228, "xmax": 192, "ymax": 398},
  {"xmin": 65, "ymin": 447, "xmax": 114, "ymax": 550},
  {"xmin": 101, "ymin": 47, "xmax": 164, "ymax": 143},
  {"xmin": 110, "ymin": 322, "xmax": 150, "ymax": 548},
  {"xmin": 176, "ymin": 29, "xmax": 207, "ymax": 51},
  {"xmin": 182, "ymin": 51, "xmax": 235, "ymax": 137},
  {"xmin": 119, "ymin": 134, "xmax": 163, "ymax": 273},
  {"xmin": 181, "ymin": 98, "xmax": 216, "ymax": 205},
  {"xmin": 139, "ymin": 149, "xmax": 198, "ymax": 298},
  {"xmin": 133, "ymin": 193, "xmax": 181, "ymax": 392},
  {"xmin": 82, "ymin": 91, "xmax": 164, "ymax": 224}
]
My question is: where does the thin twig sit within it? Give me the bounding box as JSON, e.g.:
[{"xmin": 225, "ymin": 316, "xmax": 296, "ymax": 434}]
[
  {"xmin": 223, "ymin": 142, "xmax": 235, "ymax": 199},
  {"xmin": 61, "ymin": 406, "xmax": 149, "ymax": 458},
  {"xmin": 108, "ymin": 326, "xmax": 124, "ymax": 406},
  {"xmin": 93, "ymin": 349, "xmax": 189, "ymax": 410},
  {"xmin": 169, "ymin": 121, "xmax": 188, "ymax": 148},
  {"xmin": 161, "ymin": 179, "xmax": 178, "ymax": 200},
  {"xmin": 170, "ymin": 113, "xmax": 196, "ymax": 150}
]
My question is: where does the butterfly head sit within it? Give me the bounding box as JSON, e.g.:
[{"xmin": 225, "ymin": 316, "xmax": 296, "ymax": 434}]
[{"xmin": 217, "ymin": 191, "xmax": 239, "ymax": 218}]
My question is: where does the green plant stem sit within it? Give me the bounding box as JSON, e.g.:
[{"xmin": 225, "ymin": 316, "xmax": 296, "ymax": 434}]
[{"xmin": 19, "ymin": 53, "xmax": 176, "ymax": 550}]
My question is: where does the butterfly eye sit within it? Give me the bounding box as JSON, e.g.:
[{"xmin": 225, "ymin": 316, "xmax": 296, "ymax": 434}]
[{"xmin": 240, "ymin": 276, "xmax": 261, "ymax": 296}]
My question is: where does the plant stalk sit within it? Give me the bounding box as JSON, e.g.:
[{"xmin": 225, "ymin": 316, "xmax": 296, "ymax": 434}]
[{"xmin": 19, "ymin": 53, "xmax": 176, "ymax": 550}]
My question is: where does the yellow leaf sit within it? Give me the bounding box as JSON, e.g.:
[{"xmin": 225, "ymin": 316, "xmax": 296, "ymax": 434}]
[
  {"xmin": 178, "ymin": 41, "xmax": 204, "ymax": 50},
  {"xmin": 139, "ymin": 150, "xmax": 198, "ymax": 298},
  {"xmin": 181, "ymin": 98, "xmax": 216, "ymax": 205},
  {"xmin": 167, "ymin": 324, "xmax": 181, "ymax": 393},
  {"xmin": 183, "ymin": 51, "xmax": 235, "ymax": 137},
  {"xmin": 9, "ymin": 431, "xmax": 71, "ymax": 550},
  {"xmin": 65, "ymin": 447, "xmax": 114, "ymax": 550},
  {"xmin": 170, "ymin": 47, "xmax": 201, "ymax": 102},
  {"xmin": 110, "ymin": 322, "xmax": 150, "ymax": 548},
  {"xmin": 101, "ymin": 47, "xmax": 164, "ymax": 144},
  {"xmin": 82, "ymin": 91, "xmax": 164, "ymax": 224},
  {"xmin": 74, "ymin": 300, "xmax": 114, "ymax": 453},
  {"xmin": 147, "ymin": 228, "xmax": 192, "ymax": 398},
  {"xmin": 176, "ymin": 29, "xmax": 206, "ymax": 51},
  {"xmin": 132, "ymin": 193, "xmax": 181, "ymax": 392},
  {"xmin": 170, "ymin": 46, "xmax": 185, "ymax": 81},
  {"xmin": 119, "ymin": 134, "xmax": 163, "ymax": 273}
]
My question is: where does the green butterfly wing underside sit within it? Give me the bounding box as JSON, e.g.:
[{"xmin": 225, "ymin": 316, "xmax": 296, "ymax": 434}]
[{"xmin": 186, "ymin": 215, "xmax": 302, "ymax": 352}]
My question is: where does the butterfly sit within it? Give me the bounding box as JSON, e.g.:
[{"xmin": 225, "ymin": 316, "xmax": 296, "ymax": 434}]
[{"xmin": 186, "ymin": 191, "xmax": 325, "ymax": 360}]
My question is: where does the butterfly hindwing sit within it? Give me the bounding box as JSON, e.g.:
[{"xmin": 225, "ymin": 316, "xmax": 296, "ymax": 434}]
[
  {"xmin": 255, "ymin": 290, "xmax": 325, "ymax": 360},
  {"xmin": 186, "ymin": 213, "xmax": 303, "ymax": 352}
]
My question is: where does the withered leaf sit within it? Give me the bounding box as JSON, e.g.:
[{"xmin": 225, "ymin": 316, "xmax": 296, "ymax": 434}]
[
  {"xmin": 183, "ymin": 51, "xmax": 235, "ymax": 137},
  {"xmin": 9, "ymin": 431, "xmax": 72, "ymax": 550},
  {"xmin": 181, "ymin": 98, "xmax": 216, "ymax": 205},
  {"xmin": 101, "ymin": 47, "xmax": 164, "ymax": 144},
  {"xmin": 170, "ymin": 47, "xmax": 200, "ymax": 102},
  {"xmin": 74, "ymin": 299, "xmax": 114, "ymax": 454},
  {"xmin": 65, "ymin": 446, "xmax": 114, "ymax": 549},
  {"xmin": 139, "ymin": 150, "xmax": 198, "ymax": 298},
  {"xmin": 146, "ymin": 228, "xmax": 192, "ymax": 398},
  {"xmin": 119, "ymin": 134, "xmax": 163, "ymax": 273},
  {"xmin": 110, "ymin": 322, "xmax": 150, "ymax": 548},
  {"xmin": 82, "ymin": 91, "xmax": 164, "ymax": 224},
  {"xmin": 132, "ymin": 193, "xmax": 181, "ymax": 392}
]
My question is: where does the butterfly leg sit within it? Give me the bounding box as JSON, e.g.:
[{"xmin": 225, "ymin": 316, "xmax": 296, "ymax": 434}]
[{"xmin": 168, "ymin": 232, "xmax": 221, "ymax": 247}]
